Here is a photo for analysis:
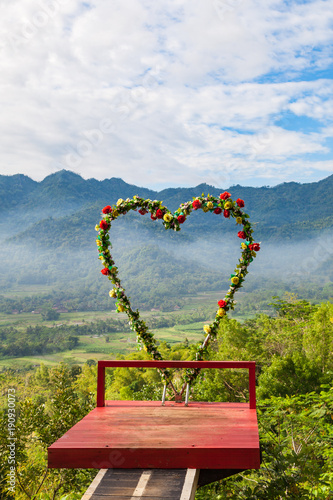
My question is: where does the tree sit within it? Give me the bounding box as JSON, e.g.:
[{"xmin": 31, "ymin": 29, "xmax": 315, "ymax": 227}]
[{"xmin": 41, "ymin": 306, "xmax": 60, "ymax": 321}]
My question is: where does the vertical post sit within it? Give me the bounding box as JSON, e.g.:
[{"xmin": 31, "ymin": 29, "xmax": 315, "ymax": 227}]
[
  {"xmin": 161, "ymin": 384, "xmax": 167, "ymax": 406},
  {"xmin": 185, "ymin": 383, "xmax": 190, "ymax": 407},
  {"xmin": 97, "ymin": 362, "xmax": 105, "ymax": 407},
  {"xmin": 248, "ymin": 363, "xmax": 256, "ymax": 409}
]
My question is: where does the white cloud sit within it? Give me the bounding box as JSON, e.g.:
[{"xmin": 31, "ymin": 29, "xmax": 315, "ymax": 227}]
[{"xmin": 0, "ymin": 0, "xmax": 333, "ymax": 188}]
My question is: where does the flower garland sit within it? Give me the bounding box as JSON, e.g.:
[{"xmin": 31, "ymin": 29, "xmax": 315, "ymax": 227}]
[{"xmin": 96, "ymin": 192, "xmax": 260, "ymax": 389}]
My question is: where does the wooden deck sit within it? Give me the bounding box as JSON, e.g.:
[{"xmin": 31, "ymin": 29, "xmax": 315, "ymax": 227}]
[
  {"xmin": 81, "ymin": 468, "xmax": 199, "ymax": 500},
  {"xmin": 48, "ymin": 400, "xmax": 260, "ymax": 470}
]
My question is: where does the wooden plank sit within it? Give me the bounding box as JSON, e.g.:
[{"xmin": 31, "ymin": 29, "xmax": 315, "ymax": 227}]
[
  {"xmin": 49, "ymin": 401, "xmax": 260, "ymax": 470},
  {"xmin": 180, "ymin": 470, "xmax": 199, "ymax": 500},
  {"xmin": 81, "ymin": 469, "xmax": 195, "ymax": 499},
  {"xmin": 81, "ymin": 469, "xmax": 107, "ymax": 499},
  {"xmin": 130, "ymin": 471, "xmax": 151, "ymax": 497}
]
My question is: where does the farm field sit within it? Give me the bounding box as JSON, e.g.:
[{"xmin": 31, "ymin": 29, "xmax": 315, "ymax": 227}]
[
  {"xmin": 0, "ymin": 287, "xmax": 267, "ymax": 371},
  {"xmin": 0, "ymin": 305, "xmax": 212, "ymax": 369}
]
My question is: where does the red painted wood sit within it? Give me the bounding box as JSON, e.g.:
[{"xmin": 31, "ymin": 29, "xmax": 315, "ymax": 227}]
[
  {"xmin": 48, "ymin": 401, "xmax": 260, "ymax": 470},
  {"xmin": 96, "ymin": 360, "xmax": 256, "ymax": 409},
  {"xmin": 97, "ymin": 362, "xmax": 105, "ymax": 408}
]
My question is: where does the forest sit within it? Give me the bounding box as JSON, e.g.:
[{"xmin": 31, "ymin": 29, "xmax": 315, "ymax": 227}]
[{"xmin": 0, "ymin": 295, "xmax": 332, "ymax": 499}]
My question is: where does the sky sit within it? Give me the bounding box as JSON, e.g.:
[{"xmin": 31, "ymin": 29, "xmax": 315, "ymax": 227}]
[{"xmin": 1, "ymin": 0, "xmax": 333, "ymax": 190}]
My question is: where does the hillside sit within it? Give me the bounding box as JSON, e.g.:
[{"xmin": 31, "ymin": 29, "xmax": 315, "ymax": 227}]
[
  {"xmin": 0, "ymin": 170, "xmax": 332, "ymax": 303},
  {"xmin": 1, "ymin": 170, "xmax": 333, "ymax": 246}
]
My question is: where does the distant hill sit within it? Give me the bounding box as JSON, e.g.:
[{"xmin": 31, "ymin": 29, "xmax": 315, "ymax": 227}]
[
  {"xmin": 1, "ymin": 170, "xmax": 332, "ymax": 245},
  {"xmin": 0, "ymin": 170, "xmax": 332, "ymax": 303}
]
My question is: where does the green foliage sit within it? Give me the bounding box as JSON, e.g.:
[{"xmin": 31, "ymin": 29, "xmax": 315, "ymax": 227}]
[
  {"xmin": 0, "ymin": 295, "xmax": 332, "ymax": 498},
  {"xmin": 41, "ymin": 306, "xmax": 60, "ymax": 322},
  {"xmin": 0, "ymin": 363, "xmax": 96, "ymax": 499},
  {"xmin": 197, "ymin": 388, "xmax": 333, "ymax": 499},
  {"xmin": 257, "ymin": 353, "xmax": 325, "ymax": 399},
  {"xmin": 0, "ymin": 318, "xmax": 130, "ymax": 359}
]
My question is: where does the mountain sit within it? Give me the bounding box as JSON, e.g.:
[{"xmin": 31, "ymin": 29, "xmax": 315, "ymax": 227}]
[
  {"xmin": 0, "ymin": 170, "xmax": 332, "ymax": 301},
  {"xmin": 1, "ymin": 170, "xmax": 332, "ymax": 245}
]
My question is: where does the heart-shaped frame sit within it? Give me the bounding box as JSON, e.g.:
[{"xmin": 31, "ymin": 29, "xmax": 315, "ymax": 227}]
[{"xmin": 96, "ymin": 192, "xmax": 260, "ymax": 393}]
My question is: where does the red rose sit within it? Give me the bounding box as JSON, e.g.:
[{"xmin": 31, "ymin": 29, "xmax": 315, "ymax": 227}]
[
  {"xmin": 238, "ymin": 231, "xmax": 246, "ymax": 239},
  {"xmin": 236, "ymin": 198, "xmax": 245, "ymax": 207},
  {"xmin": 219, "ymin": 191, "xmax": 231, "ymax": 200},
  {"xmin": 101, "ymin": 268, "xmax": 109, "ymax": 275},
  {"xmin": 249, "ymin": 243, "xmax": 260, "ymax": 251},
  {"xmin": 213, "ymin": 207, "xmax": 222, "ymax": 214},
  {"xmin": 177, "ymin": 214, "xmax": 186, "ymax": 223},
  {"xmin": 223, "ymin": 209, "xmax": 230, "ymax": 218},
  {"xmin": 102, "ymin": 205, "xmax": 112, "ymax": 214},
  {"xmin": 218, "ymin": 299, "xmax": 227, "ymax": 308},
  {"xmin": 99, "ymin": 220, "xmax": 109, "ymax": 230},
  {"xmin": 138, "ymin": 209, "xmax": 147, "ymax": 215},
  {"xmin": 151, "ymin": 214, "xmax": 157, "ymax": 220},
  {"xmin": 192, "ymin": 200, "xmax": 201, "ymax": 210},
  {"xmin": 156, "ymin": 209, "xmax": 163, "ymax": 219}
]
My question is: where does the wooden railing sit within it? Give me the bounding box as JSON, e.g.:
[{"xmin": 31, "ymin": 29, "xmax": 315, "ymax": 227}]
[{"xmin": 97, "ymin": 360, "xmax": 256, "ymax": 409}]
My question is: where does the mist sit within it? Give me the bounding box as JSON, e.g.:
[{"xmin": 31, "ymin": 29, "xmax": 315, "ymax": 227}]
[{"xmin": 1, "ymin": 220, "xmax": 332, "ymax": 306}]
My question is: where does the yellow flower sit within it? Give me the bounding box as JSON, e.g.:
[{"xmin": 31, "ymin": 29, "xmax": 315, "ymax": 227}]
[
  {"xmin": 163, "ymin": 213, "xmax": 172, "ymax": 222},
  {"xmin": 203, "ymin": 325, "xmax": 211, "ymax": 334},
  {"xmin": 231, "ymin": 276, "xmax": 239, "ymax": 285},
  {"xmin": 224, "ymin": 201, "xmax": 232, "ymax": 210},
  {"xmin": 109, "ymin": 289, "xmax": 117, "ymax": 298},
  {"xmin": 207, "ymin": 201, "xmax": 214, "ymax": 209},
  {"xmin": 95, "ymin": 225, "xmax": 100, "ymax": 231},
  {"xmin": 241, "ymin": 243, "xmax": 247, "ymax": 250},
  {"xmin": 117, "ymin": 304, "xmax": 125, "ymax": 312},
  {"xmin": 202, "ymin": 206, "xmax": 209, "ymax": 213},
  {"xmin": 112, "ymin": 210, "xmax": 119, "ymax": 217},
  {"xmin": 236, "ymin": 217, "xmax": 243, "ymax": 224},
  {"xmin": 96, "ymin": 240, "xmax": 101, "ymax": 246},
  {"xmin": 218, "ymin": 308, "xmax": 226, "ymax": 317},
  {"xmin": 116, "ymin": 198, "xmax": 124, "ymax": 206}
]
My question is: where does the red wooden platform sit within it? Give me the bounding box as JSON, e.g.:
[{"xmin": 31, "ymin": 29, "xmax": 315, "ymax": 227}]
[{"xmin": 48, "ymin": 361, "xmax": 260, "ymax": 470}]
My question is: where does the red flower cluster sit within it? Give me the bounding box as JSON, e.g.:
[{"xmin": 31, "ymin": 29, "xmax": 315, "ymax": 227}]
[
  {"xmin": 223, "ymin": 209, "xmax": 230, "ymax": 218},
  {"xmin": 101, "ymin": 268, "xmax": 110, "ymax": 275},
  {"xmin": 177, "ymin": 214, "xmax": 186, "ymax": 223},
  {"xmin": 220, "ymin": 191, "xmax": 231, "ymax": 200},
  {"xmin": 99, "ymin": 220, "xmax": 109, "ymax": 230},
  {"xmin": 237, "ymin": 231, "xmax": 246, "ymax": 239},
  {"xmin": 218, "ymin": 299, "xmax": 227, "ymax": 308},
  {"xmin": 213, "ymin": 207, "xmax": 222, "ymax": 214},
  {"xmin": 249, "ymin": 243, "xmax": 260, "ymax": 251},
  {"xmin": 192, "ymin": 200, "xmax": 201, "ymax": 210},
  {"xmin": 138, "ymin": 209, "xmax": 147, "ymax": 215},
  {"xmin": 102, "ymin": 205, "xmax": 112, "ymax": 214},
  {"xmin": 151, "ymin": 214, "xmax": 157, "ymax": 220},
  {"xmin": 236, "ymin": 198, "xmax": 245, "ymax": 207},
  {"xmin": 156, "ymin": 209, "xmax": 164, "ymax": 219}
]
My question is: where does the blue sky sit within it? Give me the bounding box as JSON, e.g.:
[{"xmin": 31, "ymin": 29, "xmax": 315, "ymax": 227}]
[{"xmin": 0, "ymin": 0, "xmax": 333, "ymax": 189}]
